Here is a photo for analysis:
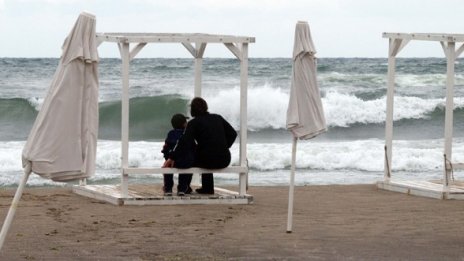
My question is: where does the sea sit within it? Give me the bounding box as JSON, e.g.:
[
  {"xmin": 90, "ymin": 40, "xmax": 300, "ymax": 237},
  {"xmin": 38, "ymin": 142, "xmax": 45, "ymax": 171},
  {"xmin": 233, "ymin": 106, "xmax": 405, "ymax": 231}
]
[{"xmin": 1, "ymin": 57, "xmax": 464, "ymax": 187}]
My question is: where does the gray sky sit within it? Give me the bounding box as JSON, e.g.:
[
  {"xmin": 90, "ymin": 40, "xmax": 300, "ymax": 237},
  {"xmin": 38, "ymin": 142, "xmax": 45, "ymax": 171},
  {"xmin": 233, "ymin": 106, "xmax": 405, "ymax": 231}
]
[{"xmin": 1, "ymin": 0, "xmax": 464, "ymax": 58}]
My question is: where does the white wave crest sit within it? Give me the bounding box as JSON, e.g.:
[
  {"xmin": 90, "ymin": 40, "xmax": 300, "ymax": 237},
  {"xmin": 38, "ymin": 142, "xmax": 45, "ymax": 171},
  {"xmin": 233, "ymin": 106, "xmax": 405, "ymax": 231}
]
[
  {"xmin": 204, "ymin": 84, "xmax": 289, "ymax": 131},
  {"xmin": 27, "ymin": 97, "xmax": 44, "ymax": 111},
  {"xmin": 319, "ymin": 72, "xmax": 464, "ymax": 88},
  {"xmin": 205, "ymin": 85, "xmax": 464, "ymax": 129},
  {"xmin": 323, "ymin": 92, "xmax": 464, "ymax": 127}
]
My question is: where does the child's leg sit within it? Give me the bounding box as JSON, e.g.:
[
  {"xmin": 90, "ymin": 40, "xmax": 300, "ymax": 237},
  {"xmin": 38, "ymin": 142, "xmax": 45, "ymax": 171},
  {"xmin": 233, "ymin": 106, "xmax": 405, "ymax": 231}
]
[
  {"xmin": 178, "ymin": 174, "xmax": 192, "ymax": 193},
  {"xmin": 163, "ymin": 174, "xmax": 174, "ymax": 191}
]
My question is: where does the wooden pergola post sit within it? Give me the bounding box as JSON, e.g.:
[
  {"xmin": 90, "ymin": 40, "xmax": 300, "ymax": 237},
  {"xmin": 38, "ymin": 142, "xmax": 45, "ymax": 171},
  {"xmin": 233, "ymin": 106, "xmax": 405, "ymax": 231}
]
[
  {"xmin": 239, "ymin": 42, "xmax": 249, "ymax": 195},
  {"xmin": 443, "ymin": 41, "xmax": 455, "ymax": 193},
  {"xmin": 384, "ymin": 38, "xmax": 410, "ymax": 182},
  {"xmin": 120, "ymin": 41, "xmax": 130, "ymax": 197}
]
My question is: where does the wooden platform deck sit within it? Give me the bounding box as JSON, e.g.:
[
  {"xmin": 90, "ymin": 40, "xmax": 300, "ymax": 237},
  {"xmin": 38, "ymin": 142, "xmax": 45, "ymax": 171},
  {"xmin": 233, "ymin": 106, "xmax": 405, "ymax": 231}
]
[
  {"xmin": 377, "ymin": 179, "xmax": 464, "ymax": 200},
  {"xmin": 72, "ymin": 184, "xmax": 253, "ymax": 206}
]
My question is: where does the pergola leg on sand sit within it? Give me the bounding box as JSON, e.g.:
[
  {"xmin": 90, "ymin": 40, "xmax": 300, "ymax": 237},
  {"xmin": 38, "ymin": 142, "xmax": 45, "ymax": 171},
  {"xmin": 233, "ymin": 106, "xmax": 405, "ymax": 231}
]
[
  {"xmin": 73, "ymin": 33, "xmax": 255, "ymax": 205},
  {"xmin": 378, "ymin": 33, "xmax": 464, "ymax": 199}
]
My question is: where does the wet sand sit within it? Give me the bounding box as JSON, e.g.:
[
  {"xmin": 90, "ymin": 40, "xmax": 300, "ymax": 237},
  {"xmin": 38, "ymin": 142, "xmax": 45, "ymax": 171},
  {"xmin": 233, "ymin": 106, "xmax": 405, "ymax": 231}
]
[{"xmin": 1, "ymin": 185, "xmax": 464, "ymax": 260}]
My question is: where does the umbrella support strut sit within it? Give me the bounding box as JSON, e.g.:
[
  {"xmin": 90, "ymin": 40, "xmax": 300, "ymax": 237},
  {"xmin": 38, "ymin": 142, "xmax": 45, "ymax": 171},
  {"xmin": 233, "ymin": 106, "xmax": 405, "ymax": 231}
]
[
  {"xmin": 0, "ymin": 164, "xmax": 31, "ymax": 250},
  {"xmin": 287, "ymin": 136, "xmax": 297, "ymax": 233}
]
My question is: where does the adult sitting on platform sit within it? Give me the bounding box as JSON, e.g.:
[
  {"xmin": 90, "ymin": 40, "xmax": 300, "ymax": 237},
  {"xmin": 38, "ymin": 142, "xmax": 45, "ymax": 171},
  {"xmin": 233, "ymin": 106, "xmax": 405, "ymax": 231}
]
[{"xmin": 163, "ymin": 97, "xmax": 237, "ymax": 194}]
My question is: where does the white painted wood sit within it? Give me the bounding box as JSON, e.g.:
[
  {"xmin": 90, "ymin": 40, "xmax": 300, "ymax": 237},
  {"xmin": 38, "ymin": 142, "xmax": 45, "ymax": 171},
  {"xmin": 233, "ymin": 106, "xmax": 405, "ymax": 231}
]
[
  {"xmin": 194, "ymin": 58, "xmax": 203, "ymax": 97},
  {"xmin": 193, "ymin": 42, "xmax": 206, "ymax": 185},
  {"xmin": 73, "ymin": 185, "xmax": 123, "ymax": 205},
  {"xmin": 96, "ymin": 33, "xmax": 255, "ymax": 44},
  {"xmin": 377, "ymin": 181, "xmax": 445, "ymax": 199},
  {"xmin": 129, "ymin": 43, "xmax": 147, "ymax": 60},
  {"xmin": 79, "ymin": 178, "xmax": 87, "ymax": 186},
  {"xmin": 117, "ymin": 43, "xmax": 122, "ymax": 57},
  {"xmin": 455, "ymin": 43, "xmax": 464, "ymax": 58},
  {"xmin": 182, "ymin": 42, "xmax": 206, "ymax": 58},
  {"xmin": 123, "ymin": 166, "xmax": 248, "ymax": 174},
  {"xmin": 389, "ymin": 38, "xmax": 410, "ymax": 57},
  {"xmin": 443, "ymin": 41, "xmax": 456, "ymax": 193},
  {"xmin": 384, "ymin": 39, "xmax": 401, "ymax": 181},
  {"xmin": 377, "ymin": 179, "xmax": 464, "ymax": 200},
  {"xmin": 0, "ymin": 166, "xmax": 31, "ymax": 250},
  {"xmin": 193, "ymin": 43, "xmax": 206, "ymax": 97},
  {"xmin": 447, "ymin": 193, "xmax": 464, "ymax": 200},
  {"xmin": 97, "ymin": 38, "xmax": 104, "ymax": 47},
  {"xmin": 383, "ymin": 32, "xmax": 464, "ymax": 42},
  {"xmin": 181, "ymin": 42, "xmax": 196, "ymax": 57},
  {"xmin": 73, "ymin": 185, "xmax": 252, "ymax": 206},
  {"xmin": 440, "ymin": 41, "xmax": 447, "ymax": 55},
  {"xmin": 121, "ymin": 42, "xmax": 130, "ymax": 198},
  {"xmin": 124, "ymin": 197, "xmax": 251, "ymax": 205},
  {"xmin": 450, "ymin": 162, "xmax": 464, "ymax": 169},
  {"xmin": 195, "ymin": 42, "xmax": 206, "ymax": 58},
  {"xmin": 239, "ymin": 43, "xmax": 249, "ymax": 196},
  {"xmin": 287, "ymin": 137, "xmax": 297, "ymax": 233},
  {"xmin": 214, "ymin": 187, "xmax": 251, "ymax": 197},
  {"xmin": 224, "ymin": 43, "xmax": 242, "ymax": 61}
]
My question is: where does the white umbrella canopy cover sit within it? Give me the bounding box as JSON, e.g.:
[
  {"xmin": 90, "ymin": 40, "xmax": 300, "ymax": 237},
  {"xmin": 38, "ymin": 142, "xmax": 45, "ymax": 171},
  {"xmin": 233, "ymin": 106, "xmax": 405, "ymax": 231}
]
[
  {"xmin": 21, "ymin": 12, "xmax": 99, "ymax": 182},
  {"xmin": 286, "ymin": 21, "xmax": 326, "ymax": 139}
]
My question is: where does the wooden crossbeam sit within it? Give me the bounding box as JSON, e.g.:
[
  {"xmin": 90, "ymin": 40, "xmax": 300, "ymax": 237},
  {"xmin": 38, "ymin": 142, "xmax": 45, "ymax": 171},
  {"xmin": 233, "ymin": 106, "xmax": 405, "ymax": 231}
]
[
  {"xmin": 446, "ymin": 162, "xmax": 464, "ymax": 170},
  {"xmin": 383, "ymin": 32, "xmax": 464, "ymax": 42},
  {"xmin": 117, "ymin": 43, "xmax": 123, "ymax": 57},
  {"xmin": 389, "ymin": 38, "xmax": 410, "ymax": 57},
  {"xmin": 224, "ymin": 43, "xmax": 242, "ymax": 60},
  {"xmin": 181, "ymin": 42, "xmax": 207, "ymax": 58},
  {"xmin": 123, "ymin": 166, "xmax": 248, "ymax": 175},
  {"xmin": 96, "ymin": 33, "xmax": 255, "ymax": 44},
  {"xmin": 182, "ymin": 42, "xmax": 196, "ymax": 57},
  {"xmin": 97, "ymin": 38, "xmax": 105, "ymax": 47},
  {"xmin": 455, "ymin": 43, "xmax": 464, "ymax": 58},
  {"xmin": 440, "ymin": 41, "xmax": 448, "ymax": 56},
  {"xmin": 129, "ymin": 43, "xmax": 147, "ymax": 60},
  {"xmin": 196, "ymin": 42, "xmax": 206, "ymax": 58}
]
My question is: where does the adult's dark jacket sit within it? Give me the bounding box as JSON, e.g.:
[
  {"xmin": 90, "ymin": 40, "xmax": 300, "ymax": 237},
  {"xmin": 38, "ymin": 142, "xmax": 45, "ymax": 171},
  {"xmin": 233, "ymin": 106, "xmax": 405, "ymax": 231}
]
[{"xmin": 170, "ymin": 113, "xmax": 237, "ymax": 169}]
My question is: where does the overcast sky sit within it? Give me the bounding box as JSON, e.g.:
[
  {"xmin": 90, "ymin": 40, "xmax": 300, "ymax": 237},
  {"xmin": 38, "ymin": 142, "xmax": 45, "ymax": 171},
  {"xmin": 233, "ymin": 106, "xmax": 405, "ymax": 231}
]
[{"xmin": 1, "ymin": 0, "xmax": 464, "ymax": 58}]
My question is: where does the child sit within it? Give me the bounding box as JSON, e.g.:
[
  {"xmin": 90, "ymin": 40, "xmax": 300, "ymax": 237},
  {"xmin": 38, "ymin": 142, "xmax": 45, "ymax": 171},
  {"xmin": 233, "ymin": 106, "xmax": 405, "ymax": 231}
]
[{"xmin": 161, "ymin": 113, "xmax": 194, "ymax": 196}]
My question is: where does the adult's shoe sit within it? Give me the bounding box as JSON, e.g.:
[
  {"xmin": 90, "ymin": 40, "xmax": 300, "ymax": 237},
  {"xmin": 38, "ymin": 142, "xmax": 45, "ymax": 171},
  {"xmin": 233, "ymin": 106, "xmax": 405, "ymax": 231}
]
[{"xmin": 195, "ymin": 187, "xmax": 214, "ymax": 194}]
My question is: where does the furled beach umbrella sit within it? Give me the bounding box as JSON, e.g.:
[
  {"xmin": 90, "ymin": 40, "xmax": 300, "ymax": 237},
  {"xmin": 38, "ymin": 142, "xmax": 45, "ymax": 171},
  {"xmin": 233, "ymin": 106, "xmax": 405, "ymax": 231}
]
[
  {"xmin": 0, "ymin": 11, "xmax": 99, "ymax": 249},
  {"xmin": 286, "ymin": 21, "xmax": 327, "ymax": 233}
]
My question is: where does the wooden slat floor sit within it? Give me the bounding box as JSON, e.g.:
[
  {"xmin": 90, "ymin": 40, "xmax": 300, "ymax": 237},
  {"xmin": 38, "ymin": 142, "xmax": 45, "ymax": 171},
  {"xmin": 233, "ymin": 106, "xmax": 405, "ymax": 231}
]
[
  {"xmin": 377, "ymin": 179, "xmax": 464, "ymax": 200},
  {"xmin": 72, "ymin": 184, "xmax": 253, "ymax": 205}
]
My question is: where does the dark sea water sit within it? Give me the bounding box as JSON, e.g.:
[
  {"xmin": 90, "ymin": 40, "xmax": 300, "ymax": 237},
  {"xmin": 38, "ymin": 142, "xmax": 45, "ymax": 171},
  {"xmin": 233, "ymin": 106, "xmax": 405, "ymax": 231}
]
[{"xmin": 1, "ymin": 57, "xmax": 464, "ymax": 186}]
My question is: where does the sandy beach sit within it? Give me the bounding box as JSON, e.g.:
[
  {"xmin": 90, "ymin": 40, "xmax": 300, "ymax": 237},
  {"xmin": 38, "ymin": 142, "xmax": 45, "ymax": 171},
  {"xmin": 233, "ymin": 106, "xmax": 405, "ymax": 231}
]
[{"xmin": 0, "ymin": 184, "xmax": 463, "ymax": 260}]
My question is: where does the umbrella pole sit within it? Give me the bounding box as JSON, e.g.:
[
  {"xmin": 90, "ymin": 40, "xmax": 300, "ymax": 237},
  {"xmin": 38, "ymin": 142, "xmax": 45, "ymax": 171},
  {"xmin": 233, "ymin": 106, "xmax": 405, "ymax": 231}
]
[
  {"xmin": 0, "ymin": 164, "xmax": 31, "ymax": 250},
  {"xmin": 287, "ymin": 136, "xmax": 297, "ymax": 233}
]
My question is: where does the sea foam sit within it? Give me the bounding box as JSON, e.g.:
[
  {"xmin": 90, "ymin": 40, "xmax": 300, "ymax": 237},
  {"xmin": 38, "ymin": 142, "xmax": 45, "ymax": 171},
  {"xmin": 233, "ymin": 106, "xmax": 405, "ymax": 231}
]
[
  {"xmin": 2, "ymin": 139, "xmax": 464, "ymax": 186},
  {"xmin": 205, "ymin": 86, "xmax": 464, "ymax": 129}
]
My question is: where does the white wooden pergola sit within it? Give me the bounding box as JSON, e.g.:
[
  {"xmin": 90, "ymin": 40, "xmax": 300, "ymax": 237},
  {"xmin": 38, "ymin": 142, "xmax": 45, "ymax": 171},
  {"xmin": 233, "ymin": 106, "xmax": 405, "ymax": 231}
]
[
  {"xmin": 377, "ymin": 32, "xmax": 464, "ymax": 199},
  {"xmin": 73, "ymin": 33, "xmax": 255, "ymax": 205}
]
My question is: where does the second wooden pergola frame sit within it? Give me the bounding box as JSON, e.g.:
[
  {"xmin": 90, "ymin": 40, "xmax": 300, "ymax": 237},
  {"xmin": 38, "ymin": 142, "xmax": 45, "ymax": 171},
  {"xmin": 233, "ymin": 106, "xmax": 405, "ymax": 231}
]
[{"xmin": 379, "ymin": 32, "xmax": 464, "ymax": 199}]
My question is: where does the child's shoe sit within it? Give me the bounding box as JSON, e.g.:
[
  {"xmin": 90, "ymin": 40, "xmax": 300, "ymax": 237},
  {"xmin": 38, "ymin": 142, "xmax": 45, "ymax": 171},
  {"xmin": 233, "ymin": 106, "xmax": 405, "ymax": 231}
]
[{"xmin": 163, "ymin": 186, "xmax": 173, "ymax": 196}]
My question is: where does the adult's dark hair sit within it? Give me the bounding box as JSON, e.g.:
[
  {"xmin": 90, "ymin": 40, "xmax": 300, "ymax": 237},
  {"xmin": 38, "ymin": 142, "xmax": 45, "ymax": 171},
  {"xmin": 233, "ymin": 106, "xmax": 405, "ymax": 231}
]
[{"xmin": 190, "ymin": 97, "xmax": 208, "ymax": 117}]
